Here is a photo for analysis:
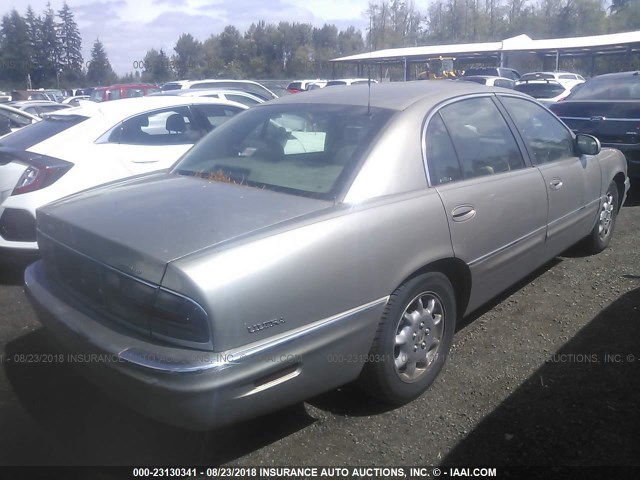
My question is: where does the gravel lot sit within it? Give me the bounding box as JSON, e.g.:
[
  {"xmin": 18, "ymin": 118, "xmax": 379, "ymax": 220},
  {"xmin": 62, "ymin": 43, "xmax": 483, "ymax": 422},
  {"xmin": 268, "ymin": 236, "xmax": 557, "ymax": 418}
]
[{"xmin": 0, "ymin": 187, "xmax": 639, "ymax": 468}]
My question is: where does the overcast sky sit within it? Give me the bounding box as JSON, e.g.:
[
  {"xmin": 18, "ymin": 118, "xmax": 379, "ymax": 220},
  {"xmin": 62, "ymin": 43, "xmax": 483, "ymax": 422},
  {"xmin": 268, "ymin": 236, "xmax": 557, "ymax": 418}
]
[{"xmin": 2, "ymin": 0, "xmax": 382, "ymax": 75}]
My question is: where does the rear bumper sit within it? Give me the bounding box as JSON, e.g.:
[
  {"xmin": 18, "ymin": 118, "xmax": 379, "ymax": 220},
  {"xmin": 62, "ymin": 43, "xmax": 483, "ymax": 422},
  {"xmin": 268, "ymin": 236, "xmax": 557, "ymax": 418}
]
[{"xmin": 25, "ymin": 260, "xmax": 386, "ymax": 430}]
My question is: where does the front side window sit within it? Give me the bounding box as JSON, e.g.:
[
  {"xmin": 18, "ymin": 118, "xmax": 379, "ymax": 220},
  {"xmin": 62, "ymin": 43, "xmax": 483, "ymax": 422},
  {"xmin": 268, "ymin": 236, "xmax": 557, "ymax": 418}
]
[
  {"xmin": 500, "ymin": 96, "xmax": 575, "ymax": 164},
  {"xmin": 172, "ymin": 104, "xmax": 393, "ymax": 199},
  {"xmin": 438, "ymin": 96, "xmax": 525, "ymax": 179}
]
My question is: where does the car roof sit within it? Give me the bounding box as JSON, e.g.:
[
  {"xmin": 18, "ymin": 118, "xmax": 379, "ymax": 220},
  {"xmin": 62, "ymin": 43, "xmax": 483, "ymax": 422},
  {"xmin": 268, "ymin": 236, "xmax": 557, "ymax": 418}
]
[
  {"xmin": 265, "ymin": 80, "xmax": 521, "ymax": 111},
  {"xmin": 152, "ymin": 88, "xmax": 263, "ymax": 99},
  {"xmin": 0, "ymin": 103, "xmax": 41, "ymax": 120},
  {"xmin": 52, "ymin": 96, "xmax": 248, "ymax": 121},
  {"xmin": 587, "ymin": 70, "xmax": 640, "ymax": 80},
  {"xmin": 10, "ymin": 100, "xmax": 64, "ymax": 106}
]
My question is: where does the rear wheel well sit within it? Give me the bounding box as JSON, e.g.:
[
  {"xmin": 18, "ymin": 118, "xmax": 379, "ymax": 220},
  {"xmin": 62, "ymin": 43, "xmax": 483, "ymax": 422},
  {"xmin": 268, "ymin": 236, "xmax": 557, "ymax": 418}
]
[{"xmin": 400, "ymin": 258, "xmax": 471, "ymax": 323}]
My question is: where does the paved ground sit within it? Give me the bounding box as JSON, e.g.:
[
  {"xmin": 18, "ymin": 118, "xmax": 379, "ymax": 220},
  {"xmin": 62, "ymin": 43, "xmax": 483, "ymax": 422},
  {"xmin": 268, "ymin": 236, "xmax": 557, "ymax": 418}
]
[{"xmin": 0, "ymin": 188, "xmax": 639, "ymax": 468}]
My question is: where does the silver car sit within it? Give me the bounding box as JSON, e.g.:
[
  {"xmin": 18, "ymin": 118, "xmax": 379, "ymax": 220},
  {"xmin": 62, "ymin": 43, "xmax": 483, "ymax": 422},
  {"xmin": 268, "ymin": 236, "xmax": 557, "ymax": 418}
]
[{"xmin": 25, "ymin": 81, "xmax": 629, "ymax": 429}]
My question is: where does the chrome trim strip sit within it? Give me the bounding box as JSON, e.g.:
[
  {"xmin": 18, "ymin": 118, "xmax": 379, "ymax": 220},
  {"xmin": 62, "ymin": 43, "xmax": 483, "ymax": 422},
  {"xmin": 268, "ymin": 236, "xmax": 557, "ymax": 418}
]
[
  {"xmin": 468, "ymin": 195, "xmax": 602, "ymax": 267},
  {"xmin": 546, "ymin": 196, "xmax": 602, "ymax": 229},
  {"xmin": 468, "ymin": 225, "xmax": 546, "ymax": 267},
  {"xmin": 118, "ymin": 296, "xmax": 390, "ymax": 373},
  {"xmin": 560, "ymin": 116, "xmax": 640, "ymax": 122}
]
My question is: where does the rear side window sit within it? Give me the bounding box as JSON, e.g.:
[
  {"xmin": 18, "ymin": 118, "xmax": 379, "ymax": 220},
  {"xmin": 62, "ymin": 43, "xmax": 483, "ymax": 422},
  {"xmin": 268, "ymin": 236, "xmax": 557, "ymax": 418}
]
[
  {"xmin": 0, "ymin": 115, "xmax": 88, "ymax": 150},
  {"xmin": 425, "ymin": 113, "xmax": 462, "ymax": 185},
  {"xmin": 439, "ymin": 97, "xmax": 525, "ymax": 179},
  {"xmin": 225, "ymin": 94, "xmax": 260, "ymax": 106},
  {"xmin": 108, "ymin": 106, "xmax": 201, "ymax": 145}
]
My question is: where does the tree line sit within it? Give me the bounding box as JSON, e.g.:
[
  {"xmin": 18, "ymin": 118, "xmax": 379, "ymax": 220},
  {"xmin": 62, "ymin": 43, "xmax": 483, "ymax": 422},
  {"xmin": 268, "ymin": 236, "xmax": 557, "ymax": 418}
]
[{"xmin": 1, "ymin": 0, "xmax": 639, "ymax": 90}]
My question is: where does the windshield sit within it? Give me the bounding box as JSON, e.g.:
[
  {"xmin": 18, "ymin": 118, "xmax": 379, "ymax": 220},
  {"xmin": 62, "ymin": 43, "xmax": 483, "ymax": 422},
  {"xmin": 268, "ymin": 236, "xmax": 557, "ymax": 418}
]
[
  {"xmin": 172, "ymin": 104, "xmax": 393, "ymax": 200},
  {"xmin": 568, "ymin": 75, "xmax": 640, "ymax": 100}
]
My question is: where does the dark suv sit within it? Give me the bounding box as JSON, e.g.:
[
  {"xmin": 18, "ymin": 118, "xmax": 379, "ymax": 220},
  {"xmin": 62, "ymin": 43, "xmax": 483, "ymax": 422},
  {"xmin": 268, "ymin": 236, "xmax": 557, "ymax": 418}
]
[{"xmin": 549, "ymin": 71, "xmax": 640, "ymax": 178}]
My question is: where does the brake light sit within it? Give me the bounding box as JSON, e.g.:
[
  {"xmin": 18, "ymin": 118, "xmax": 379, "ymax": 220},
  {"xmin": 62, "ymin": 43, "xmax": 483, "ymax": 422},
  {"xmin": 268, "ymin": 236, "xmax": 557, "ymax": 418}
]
[{"xmin": 12, "ymin": 159, "xmax": 73, "ymax": 196}]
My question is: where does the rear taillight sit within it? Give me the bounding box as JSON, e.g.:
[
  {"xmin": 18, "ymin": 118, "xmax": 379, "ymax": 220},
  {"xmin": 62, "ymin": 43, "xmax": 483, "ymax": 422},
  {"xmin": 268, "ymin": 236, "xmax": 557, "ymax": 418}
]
[
  {"xmin": 12, "ymin": 158, "xmax": 72, "ymax": 196},
  {"xmin": 150, "ymin": 289, "xmax": 211, "ymax": 345}
]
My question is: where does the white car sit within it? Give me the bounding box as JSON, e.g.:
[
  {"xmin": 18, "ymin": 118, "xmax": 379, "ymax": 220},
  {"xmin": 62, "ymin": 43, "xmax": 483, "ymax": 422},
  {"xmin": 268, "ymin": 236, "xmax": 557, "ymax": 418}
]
[
  {"xmin": 518, "ymin": 71, "xmax": 585, "ymax": 89},
  {"xmin": 458, "ymin": 75, "xmax": 515, "ymax": 89},
  {"xmin": 286, "ymin": 79, "xmax": 328, "ymax": 92},
  {"xmin": 61, "ymin": 95, "xmax": 93, "ymax": 106},
  {"xmin": 326, "ymin": 78, "xmax": 379, "ymax": 87},
  {"xmin": 153, "ymin": 88, "xmax": 265, "ymax": 107},
  {"xmin": 0, "ymin": 104, "xmax": 40, "ymax": 138},
  {"xmin": 0, "ymin": 96, "xmax": 247, "ymax": 253},
  {"xmin": 160, "ymin": 79, "xmax": 278, "ymax": 100},
  {"xmin": 514, "ymin": 79, "xmax": 580, "ymax": 105}
]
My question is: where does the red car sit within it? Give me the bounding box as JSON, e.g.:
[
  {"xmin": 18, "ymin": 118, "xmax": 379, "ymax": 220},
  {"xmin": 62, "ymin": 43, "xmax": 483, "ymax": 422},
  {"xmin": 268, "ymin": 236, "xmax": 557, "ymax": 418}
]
[{"xmin": 90, "ymin": 84, "xmax": 160, "ymax": 102}]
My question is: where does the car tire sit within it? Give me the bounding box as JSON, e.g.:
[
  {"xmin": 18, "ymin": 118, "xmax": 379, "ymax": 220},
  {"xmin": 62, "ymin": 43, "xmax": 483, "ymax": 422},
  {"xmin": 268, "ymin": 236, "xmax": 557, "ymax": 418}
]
[
  {"xmin": 358, "ymin": 272, "xmax": 456, "ymax": 405},
  {"xmin": 586, "ymin": 180, "xmax": 619, "ymax": 254}
]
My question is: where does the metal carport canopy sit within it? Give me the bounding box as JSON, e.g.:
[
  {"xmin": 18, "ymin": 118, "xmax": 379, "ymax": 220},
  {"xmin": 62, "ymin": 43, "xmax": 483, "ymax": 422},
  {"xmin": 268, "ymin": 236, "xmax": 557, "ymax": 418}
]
[{"xmin": 331, "ymin": 30, "xmax": 640, "ymax": 74}]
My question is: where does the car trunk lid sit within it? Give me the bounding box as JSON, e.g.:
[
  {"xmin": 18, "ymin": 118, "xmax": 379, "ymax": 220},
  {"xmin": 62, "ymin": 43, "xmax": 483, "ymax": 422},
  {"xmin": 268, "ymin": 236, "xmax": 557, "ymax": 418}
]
[{"xmin": 37, "ymin": 172, "xmax": 332, "ymax": 285}]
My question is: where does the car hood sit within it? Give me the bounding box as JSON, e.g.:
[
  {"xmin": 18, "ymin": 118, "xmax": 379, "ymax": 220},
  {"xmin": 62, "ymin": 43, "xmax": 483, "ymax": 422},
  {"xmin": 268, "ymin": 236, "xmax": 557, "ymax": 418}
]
[{"xmin": 37, "ymin": 172, "xmax": 332, "ymax": 284}]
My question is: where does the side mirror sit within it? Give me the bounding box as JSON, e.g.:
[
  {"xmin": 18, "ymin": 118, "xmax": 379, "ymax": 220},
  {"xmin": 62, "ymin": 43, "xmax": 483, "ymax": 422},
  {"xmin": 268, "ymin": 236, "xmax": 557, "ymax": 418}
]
[{"xmin": 576, "ymin": 133, "xmax": 601, "ymax": 156}]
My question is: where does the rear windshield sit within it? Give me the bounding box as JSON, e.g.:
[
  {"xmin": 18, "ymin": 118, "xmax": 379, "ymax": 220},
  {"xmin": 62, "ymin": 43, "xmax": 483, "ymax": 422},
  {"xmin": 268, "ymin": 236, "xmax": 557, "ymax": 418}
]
[
  {"xmin": 459, "ymin": 77, "xmax": 488, "ymax": 85},
  {"xmin": 568, "ymin": 75, "xmax": 640, "ymax": 100},
  {"xmin": 0, "ymin": 114, "xmax": 87, "ymax": 150},
  {"xmin": 172, "ymin": 104, "xmax": 393, "ymax": 200},
  {"xmin": 161, "ymin": 83, "xmax": 182, "ymax": 91},
  {"xmin": 327, "ymin": 81, "xmax": 347, "ymax": 86},
  {"xmin": 514, "ymin": 82, "xmax": 565, "ymax": 99},
  {"xmin": 520, "ymin": 73, "xmax": 555, "ymax": 81}
]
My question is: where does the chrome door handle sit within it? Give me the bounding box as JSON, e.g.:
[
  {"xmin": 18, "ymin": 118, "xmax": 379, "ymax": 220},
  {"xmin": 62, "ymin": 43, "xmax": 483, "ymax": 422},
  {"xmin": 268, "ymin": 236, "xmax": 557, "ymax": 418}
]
[
  {"xmin": 550, "ymin": 178, "xmax": 563, "ymax": 190},
  {"xmin": 451, "ymin": 204, "xmax": 476, "ymax": 222}
]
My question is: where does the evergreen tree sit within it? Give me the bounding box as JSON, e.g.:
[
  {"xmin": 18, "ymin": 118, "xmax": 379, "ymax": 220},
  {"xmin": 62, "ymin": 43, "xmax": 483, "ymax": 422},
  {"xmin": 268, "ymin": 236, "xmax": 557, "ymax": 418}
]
[
  {"xmin": 37, "ymin": 2, "xmax": 61, "ymax": 87},
  {"xmin": 141, "ymin": 48, "xmax": 172, "ymax": 83},
  {"xmin": 57, "ymin": 1, "xmax": 83, "ymax": 86},
  {"xmin": 86, "ymin": 38, "xmax": 116, "ymax": 86},
  {"xmin": 0, "ymin": 10, "xmax": 32, "ymax": 87}
]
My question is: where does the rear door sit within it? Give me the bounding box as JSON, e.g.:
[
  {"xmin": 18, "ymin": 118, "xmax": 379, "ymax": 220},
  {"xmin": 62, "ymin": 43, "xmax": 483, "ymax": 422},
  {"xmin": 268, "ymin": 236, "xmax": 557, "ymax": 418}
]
[
  {"xmin": 499, "ymin": 95, "xmax": 601, "ymax": 256},
  {"xmin": 424, "ymin": 95, "xmax": 548, "ymax": 313},
  {"xmin": 97, "ymin": 106, "xmax": 205, "ymax": 175}
]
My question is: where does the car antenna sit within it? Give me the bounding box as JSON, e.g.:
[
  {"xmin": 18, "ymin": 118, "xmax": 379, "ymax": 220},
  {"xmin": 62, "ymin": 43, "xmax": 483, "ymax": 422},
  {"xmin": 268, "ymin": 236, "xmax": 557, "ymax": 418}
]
[{"xmin": 367, "ymin": 15, "xmax": 373, "ymax": 116}]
